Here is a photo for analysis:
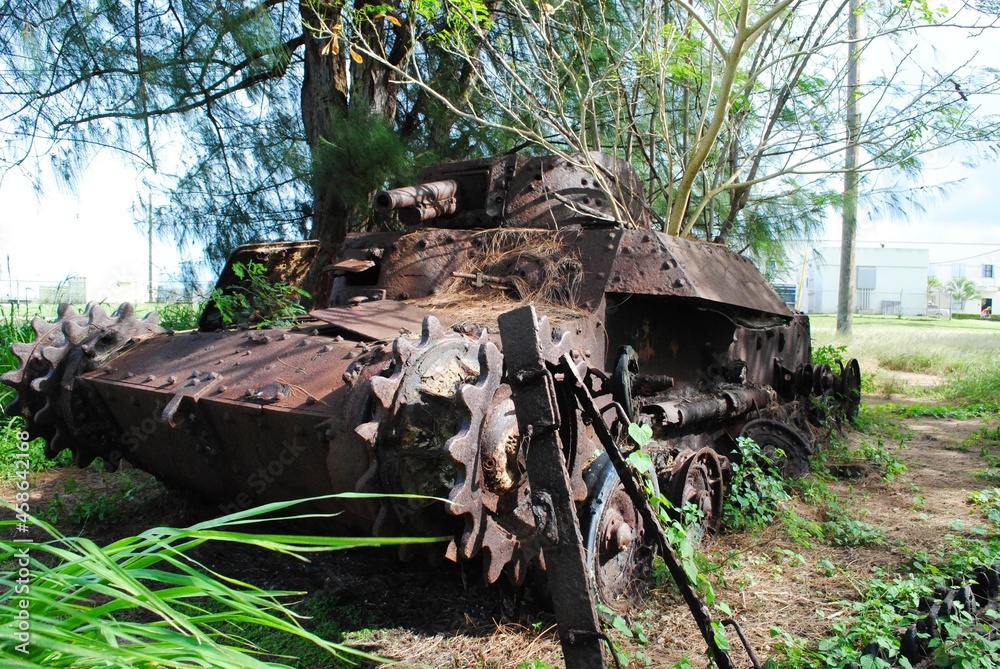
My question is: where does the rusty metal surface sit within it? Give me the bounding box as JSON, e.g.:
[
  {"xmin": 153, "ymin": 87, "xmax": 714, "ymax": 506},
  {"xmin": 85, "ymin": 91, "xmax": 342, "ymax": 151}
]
[
  {"xmin": 505, "ymin": 153, "xmax": 650, "ymax": 229},
  {"xmin": 607, "ymin": 230, "xmax": 791, "ymax": 320},
  {"xmin": 498, "ymin": 306, "xmax": 607, "ymax": 669},
  {"xmin": 643, "ymin": 386, "xmax": 774, "ymax": 430},
  {"xmin": 376, "ymin": 152, "xmax": 649, "ymax": 231},
  {"xmin": 327, "ymin": 258, "xmax": 376, "ymax": 273},
  {"xmin": 199, "ymin": 240, "xmax": 320, "ymax": 331},
  {"xmin": 310, "ymin": 301, "xmax": 435, "ymax": 341},
  {"xmin": 562, "ymin": 354, "xmax": 737, "ymax": 669},
  {"xmin": 74, "ymin": 327, "xmax": 388, "ymax": 529},
  {"xmin": 3, "ymin": 151, "xmax": 869, "ymax": 669},
  {"xmin": 374, "ymin": 179, "xmax": 459, "ymax": 225}
]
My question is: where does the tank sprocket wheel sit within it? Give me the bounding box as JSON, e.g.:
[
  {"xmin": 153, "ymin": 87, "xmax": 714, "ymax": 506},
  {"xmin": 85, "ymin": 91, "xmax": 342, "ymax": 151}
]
[
  {"xmin": 666, "ymin": 447, "xmax": 726, "ymax": 540},
  {"xmin": 353, "ymin": 317, "xmax": 510, "ymax": 566},
  {"xmin": 1, "ymin": 302, "xmax": 163, "ymax": 467},
  {"xmin": 353, "ymin": 313, "xmax": 582, "ymax": 585}
]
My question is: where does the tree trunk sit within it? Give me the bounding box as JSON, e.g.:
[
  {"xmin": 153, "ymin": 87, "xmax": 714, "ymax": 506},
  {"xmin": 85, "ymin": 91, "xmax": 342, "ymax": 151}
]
[
  {"xmin": 297, "ymin": 3, "xmax": 405, "ymax": 301},
  {"xmin": 300, "ymin": 4, "xmax": 351, "ymax": 252},
  {"xmin": 837, "ymin": 0, "xmax": 860, "ymax": 334}
]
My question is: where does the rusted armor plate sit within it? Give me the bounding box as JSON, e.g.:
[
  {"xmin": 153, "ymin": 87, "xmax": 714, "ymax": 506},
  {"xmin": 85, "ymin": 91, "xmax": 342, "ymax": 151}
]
[
  {"xmin": 310, "ymin": 301, "xmax": 436, "ymax": 341},
  {"xmin": 607, "ymin": 230, "xmax": 792, "ymax": 320}
]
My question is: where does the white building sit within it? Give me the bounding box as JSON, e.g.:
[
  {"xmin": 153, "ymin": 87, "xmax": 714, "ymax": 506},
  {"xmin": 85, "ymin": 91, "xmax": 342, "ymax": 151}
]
[
  {"xmin": 929, "ymin": 252, "xmax": 999, "ymax": 315},
  {"xmin": 802, "ymin": 246, "xmax": 930, "ymax": 315}
]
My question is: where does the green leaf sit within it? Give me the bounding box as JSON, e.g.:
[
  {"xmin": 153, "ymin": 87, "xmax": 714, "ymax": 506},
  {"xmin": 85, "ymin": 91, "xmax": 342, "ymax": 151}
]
[
  {"xmin": 628, "ymin": 422, "xmax": 653, "ymax": 447},
  {"xmin": 627, "ymin": 449, "xmax": 653, "ymax": 474}
]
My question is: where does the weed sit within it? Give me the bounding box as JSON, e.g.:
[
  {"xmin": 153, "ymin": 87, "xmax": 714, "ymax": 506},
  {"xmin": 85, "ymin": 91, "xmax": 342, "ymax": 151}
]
[
  {"xmin": 157, "ymin": 301, "xmax": 202, "ymax": 330},
  {"xmin": 723, "ymin": 437, "xmax": 790, "ymax": 532},
  {"xmin": 822, "ymin": 517, "xmax": 886, "ymax": 547},
  {"xmin": 780, "ymin": 507, "xmax": 824, "ymax": 548},
  {"xmin": 812, "ymin": 343, "xmax": 848, "ymax": 368},
  {"xmin": 974, "ymin": 468, "xmax": 1000, "ymax": 483},
  {"xmin": 816, "ymin": 558, "xmax": 837, "ymax": 577},
  {"xmin": 39, "ymin": 474, "xmax": 150, "ymax": 526},
  {"xmin": 943, "ymin": 362, "xmax": 1000, "ymax": 407},
  {"xmin": 968, "ymin": 488, "xmax": 1000, "ymax": 523},
  {"xmin": 881, "ymin": 403, "xmax": 999, "ymax": 419},
  {"xmin": 852, "ymin": 405, "xmax": 912, "ymax": 442},
  {"xmin": 928, "ymin": 607, "xmax": 1000, "ymax": 668},
  {"xmin": 0, "ymin": 495, "xmax": 443, "ymax": 668},
  {"xmin": 852, "ymin": 439, "xmax": 907, "ymax": 480},
  {"xmin": 209, "ymin": 260, "xmax": 309, "ymax": 327}
]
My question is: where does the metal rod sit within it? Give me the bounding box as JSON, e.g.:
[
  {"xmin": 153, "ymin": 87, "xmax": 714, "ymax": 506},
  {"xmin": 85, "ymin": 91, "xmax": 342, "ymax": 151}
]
[{"xmin": 560, "ymin": 355, "xmax": 736, "ymax": 669}]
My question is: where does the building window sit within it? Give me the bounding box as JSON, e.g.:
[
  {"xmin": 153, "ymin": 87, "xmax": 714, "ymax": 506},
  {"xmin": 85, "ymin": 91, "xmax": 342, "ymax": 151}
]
[
  {"xmin": 984, "ymin": 264, "xmax": 994, "ymax": 279},
  {"xmin": 856, "ymin": 266, "xmax": 876, "ymax": 290},
  {"xmin": 953, "ymin": 263, "xmax": 967, "ymax": 278},
  {"xmin": 857, "ymin": 288, "xmax": 873, "ymax": 312}
]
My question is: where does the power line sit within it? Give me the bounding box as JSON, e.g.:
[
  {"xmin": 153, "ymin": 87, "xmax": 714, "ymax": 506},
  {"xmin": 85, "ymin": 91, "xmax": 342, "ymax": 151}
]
[
  {"xmin": 787, "ymin": 239, "xmax": 1000, "ymax": 246},
  {"xmin": 929, "ymin": 246, "xmax": 1000, "ymax": 265}
]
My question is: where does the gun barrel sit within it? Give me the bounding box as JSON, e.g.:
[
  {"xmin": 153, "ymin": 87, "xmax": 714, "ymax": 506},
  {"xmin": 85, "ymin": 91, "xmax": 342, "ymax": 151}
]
[{"xmin": 374, "ymin": 179, "xmax": 459, "ymax": 213}]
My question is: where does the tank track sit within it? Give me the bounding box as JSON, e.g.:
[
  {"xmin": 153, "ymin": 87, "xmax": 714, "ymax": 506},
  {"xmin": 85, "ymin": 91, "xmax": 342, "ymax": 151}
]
[{"xmin": 843, "ymin": 565, "xmax": 1000, "ymax": 668}]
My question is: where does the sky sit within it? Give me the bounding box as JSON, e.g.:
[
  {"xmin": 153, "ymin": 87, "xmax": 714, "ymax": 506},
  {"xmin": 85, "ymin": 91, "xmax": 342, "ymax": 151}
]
[
  {"xmin": 0, "ymin": 153, "xmax": 198, "ymax": 304},
  {"xmin": 815, "ymin": 6, "xmax": 1000, "ymax": 274},
  {"xmin": 2, "ymin": 6, "xmax": 1000, "ymax": 304}
]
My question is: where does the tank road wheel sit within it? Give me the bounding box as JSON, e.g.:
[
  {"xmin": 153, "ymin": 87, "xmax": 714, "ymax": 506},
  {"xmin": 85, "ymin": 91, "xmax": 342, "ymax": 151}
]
[
  {"xmin": 740, "ymin": 418, "xmax": 813, "ymax": 478},
  {"xmin": 838, "ymin": 358, "xmax": 862, "ymax": 421},
  {"xmin": 666, "ymin": 448, "xmax": 726, "ymax": 539},
  {"xmin": 580, "ymin": 454, "xmax": 657, "ymax": 612}
]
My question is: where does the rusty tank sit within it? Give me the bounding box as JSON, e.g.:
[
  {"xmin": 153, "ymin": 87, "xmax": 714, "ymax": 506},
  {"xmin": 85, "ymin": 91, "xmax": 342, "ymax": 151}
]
[{"xmin": 3, "ymin": 152, "xmax": 861, "ymax": 612}]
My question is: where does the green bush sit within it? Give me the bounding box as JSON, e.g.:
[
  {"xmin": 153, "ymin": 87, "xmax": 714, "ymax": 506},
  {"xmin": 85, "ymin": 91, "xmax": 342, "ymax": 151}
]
[
  {"xmin": 209, "ymin": 261, "xmax": 309, "ymax": 327},
  {"xmin": 952, "ymin": 313, "xmax": 998, "ymax": 321},
  {"xmin": 723, "ymin": 437, "xmax": 790, "ymax": 532},
  {"xmin": 156, "ymin": 302, "xmax": 201, "ymax": 331}
]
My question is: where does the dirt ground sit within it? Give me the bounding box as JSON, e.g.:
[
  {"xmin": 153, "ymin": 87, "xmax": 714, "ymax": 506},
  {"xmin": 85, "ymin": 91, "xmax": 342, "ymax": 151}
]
[{"xmin": 5, "ymin": 389, "xmax": 998, "ymax": 669}]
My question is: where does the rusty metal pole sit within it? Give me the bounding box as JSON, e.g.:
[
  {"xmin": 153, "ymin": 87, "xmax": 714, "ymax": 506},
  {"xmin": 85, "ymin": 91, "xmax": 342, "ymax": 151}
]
[
  {"xmin": 560, "ymin": 357, "xmax": 739, "ymax": 669},
  {"xmin": 498, "ymin": 306, "xmax": 607, "ymax": 669}
]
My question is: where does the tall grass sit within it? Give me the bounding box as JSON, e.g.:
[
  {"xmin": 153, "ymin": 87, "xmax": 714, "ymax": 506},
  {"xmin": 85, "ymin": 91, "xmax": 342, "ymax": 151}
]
[
  {"xmin": 810, "ymin": 314, "xmax": 1000, "ymax": 405},
  {"xmin": 1, "ymin": 495, "xmax": 444, "ymax": 668}
]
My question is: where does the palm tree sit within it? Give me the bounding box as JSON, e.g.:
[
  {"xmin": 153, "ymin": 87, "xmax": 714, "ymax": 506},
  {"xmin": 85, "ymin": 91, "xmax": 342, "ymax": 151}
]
[
  {"xmin": 946, "ymin": 277, "xmax": 981, "ymax": 312},
  {"xmin": 927, "ymin": 276, "xmax": 944, "ymax": 305}
]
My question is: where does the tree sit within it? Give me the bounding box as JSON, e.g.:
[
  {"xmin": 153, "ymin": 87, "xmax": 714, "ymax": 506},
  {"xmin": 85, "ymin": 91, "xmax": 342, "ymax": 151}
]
[
  {"xmin": 946, "ymin": 277, "xmax": 980, "ymax": 311},
  {"xmin": 346, "ymin": 1, "xmax": 1000, "ymax": 269},
  {"xmin": 837, "ymin": 0, "xmax": 862, "ymax": 335},
  {"xmin": 2, "ymin": 1, "xmax": 1000, "ymax": 282},
  {"xmin": 927, "ymin": 275, "xmax": 944, "ymax": 304},
  {"xmin": 0, "ymin": 1, "xmax": 494, "ymax": 274}
]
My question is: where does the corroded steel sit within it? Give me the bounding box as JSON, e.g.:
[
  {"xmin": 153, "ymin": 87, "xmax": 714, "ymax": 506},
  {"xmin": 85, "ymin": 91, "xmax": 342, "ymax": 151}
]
[
  {"xmin": 4, "ymin": 152, "xmax": 864, "ymax": 664},
  {"xmin": 499, "ymin": 306, "xmax": 606, "ymax": 668}
]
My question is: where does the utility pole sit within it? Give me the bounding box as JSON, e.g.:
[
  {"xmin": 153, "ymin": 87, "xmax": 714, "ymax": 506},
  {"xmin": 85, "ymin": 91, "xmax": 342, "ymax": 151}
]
[
  {"xmin": 147, "ymin": 196, "xmax": 154, "ymax": 304},
  {"xmin": 837, "ymin": 0, "xmax": 861, "ymax": 334}
]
